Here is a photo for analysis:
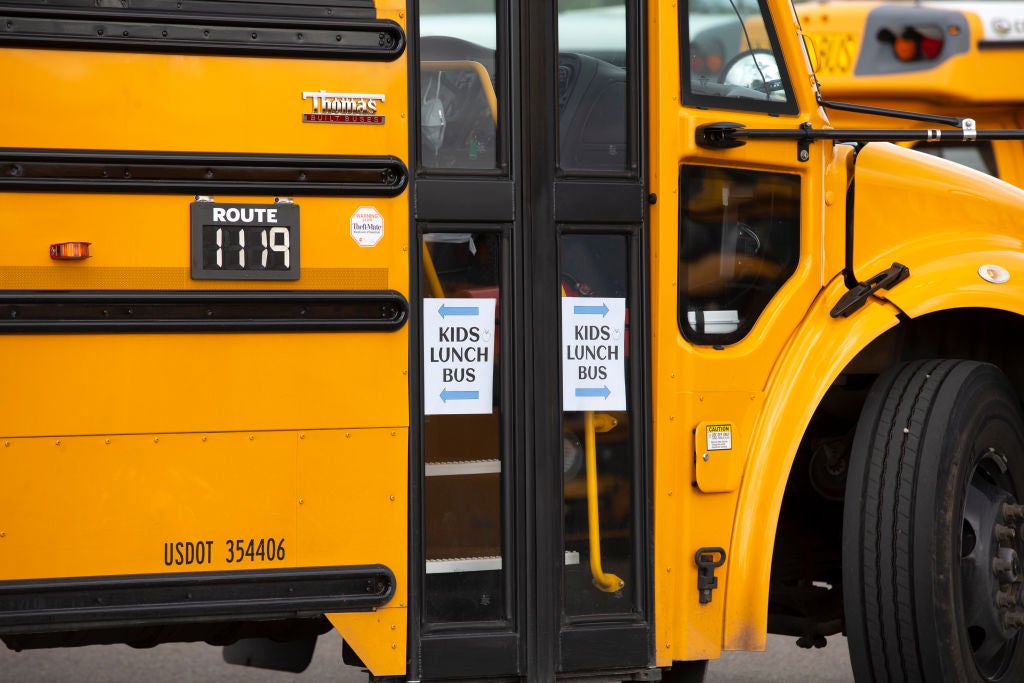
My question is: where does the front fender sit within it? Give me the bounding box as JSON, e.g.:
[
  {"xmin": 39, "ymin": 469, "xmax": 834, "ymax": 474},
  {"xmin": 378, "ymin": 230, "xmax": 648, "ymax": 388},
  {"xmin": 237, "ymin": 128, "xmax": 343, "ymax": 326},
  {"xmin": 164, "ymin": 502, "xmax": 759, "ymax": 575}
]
[
  {"xmin": 722, "ymin": 282, "xmax": 1024, "ymax": 652},
  {"xmin": 879, "ymin": 246, "xmax": 1024, "ymax": 319},
  {"xmin": 722, "ymin": 274, "xmax": 902, "ymax": 651}
]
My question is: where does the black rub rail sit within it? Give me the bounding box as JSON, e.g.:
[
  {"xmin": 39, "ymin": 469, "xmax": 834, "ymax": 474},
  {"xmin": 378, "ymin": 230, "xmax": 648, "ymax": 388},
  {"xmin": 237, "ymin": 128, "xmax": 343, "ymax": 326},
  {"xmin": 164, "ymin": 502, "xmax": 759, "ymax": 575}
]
[
  {"xmin": 0, "ymin": 149, "xmax": 408, "ymax": 197},
  {"xmin": 0, "ymin": 1, "xmax": 404, "ymax": 60},
  {"xmin": 0, "ymin": 290, "xmax": 409, "ymax": 334},
  {"xmin": 0, "ymin": 564, "xmax": 396, "ymax": 635}
]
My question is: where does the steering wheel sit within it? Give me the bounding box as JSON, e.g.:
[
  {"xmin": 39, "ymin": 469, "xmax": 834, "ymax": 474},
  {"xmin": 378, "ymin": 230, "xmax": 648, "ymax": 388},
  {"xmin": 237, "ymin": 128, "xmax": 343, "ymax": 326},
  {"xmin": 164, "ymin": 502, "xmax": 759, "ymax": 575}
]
[{"xmin": 718, "ymin": 49, "xmax": 784, "ymax": 94}]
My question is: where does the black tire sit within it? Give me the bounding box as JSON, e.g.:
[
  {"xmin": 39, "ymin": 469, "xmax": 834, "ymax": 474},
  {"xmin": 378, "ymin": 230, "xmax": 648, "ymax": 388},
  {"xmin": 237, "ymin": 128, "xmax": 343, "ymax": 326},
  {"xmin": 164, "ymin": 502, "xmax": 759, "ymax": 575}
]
[
  {"xmin": 659, "ymin": 659, "xmax": 708, "ymax": 683},
  {"xmin": 844, "ymin": 359, "xmax": 1024, "ymax": 682}
]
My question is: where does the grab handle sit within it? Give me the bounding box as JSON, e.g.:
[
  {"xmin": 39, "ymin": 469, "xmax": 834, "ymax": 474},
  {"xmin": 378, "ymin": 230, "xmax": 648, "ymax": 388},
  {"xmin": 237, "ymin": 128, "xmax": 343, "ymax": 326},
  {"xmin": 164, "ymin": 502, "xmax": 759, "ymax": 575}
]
[{"xmin": 584, "ymin": 410, "xmax": 624, "ymax": 593}]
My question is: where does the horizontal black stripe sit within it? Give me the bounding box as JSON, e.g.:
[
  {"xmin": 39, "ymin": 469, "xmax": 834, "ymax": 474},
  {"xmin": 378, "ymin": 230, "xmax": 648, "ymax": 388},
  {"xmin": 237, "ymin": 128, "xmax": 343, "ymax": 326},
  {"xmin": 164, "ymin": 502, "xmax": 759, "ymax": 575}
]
[
  {"xmin": 978, "ymin": 40, "xmax": 1024, "ymax": 51},
  {"xmin": 0, "ymin": 290, "xmax": 408, "ymax": 333},
  {"xmin": 0, "ymin": 148, "xmax": 408, "ymax": 196},
  {"xmin": 0, "ymin": 565, "xmax": 395, "ymax": 634},
  {"xmin": 7, "ymin": 0, "xmax": 377, "ymax": 17},
  {"xmin": 0, "ymin": 2, "xmax": 404, "ymax": 60}
]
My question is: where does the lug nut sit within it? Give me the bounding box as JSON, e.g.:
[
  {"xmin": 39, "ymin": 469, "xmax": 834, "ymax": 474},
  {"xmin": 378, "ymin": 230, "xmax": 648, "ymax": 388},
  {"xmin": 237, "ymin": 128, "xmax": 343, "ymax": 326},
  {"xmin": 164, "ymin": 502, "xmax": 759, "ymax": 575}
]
[
  {"xmin": 1004, "ymin": 611, "xmax": 1024, "ymax": 629},
  {"xmin": 1003, "ymin": 503, "xmax": 1024, "ymax": 521},
  {"xmin": 994, "ymin": 548, "xmax": 1022, "ymax": 584},
  {"xmin": 997, "ymin": 590, "xmax": 1017, "ymax": 608},
  {"xmin": 996, "ymin": 524, "xmax": 1017, "ymax": 544},
  {"xmin": 995, "ymin": 557, "xmax": 1014, "ymax": 574}
]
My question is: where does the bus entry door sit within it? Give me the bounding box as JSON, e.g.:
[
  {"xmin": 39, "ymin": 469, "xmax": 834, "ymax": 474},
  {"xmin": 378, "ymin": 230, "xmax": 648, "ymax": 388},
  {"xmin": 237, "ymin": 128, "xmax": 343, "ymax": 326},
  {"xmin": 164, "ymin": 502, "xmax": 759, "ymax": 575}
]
[{"xmin": 414, "ymin": 1, "xmax": 652, "ymax": 680}]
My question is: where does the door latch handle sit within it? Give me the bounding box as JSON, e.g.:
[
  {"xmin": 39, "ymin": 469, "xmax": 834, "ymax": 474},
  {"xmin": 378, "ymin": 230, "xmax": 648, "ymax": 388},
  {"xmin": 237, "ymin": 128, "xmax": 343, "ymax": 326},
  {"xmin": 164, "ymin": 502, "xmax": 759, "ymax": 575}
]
[
  {"xmin": 695, "ymin": 122, "xmax": 747, "ymax": 149},
  {"xmin": 830, "ymin": 262, "xmax": 909, "ymax": 318},
  {"xmin": 694, "ymin": 547, "xmax": 726, "ymax": 604}
]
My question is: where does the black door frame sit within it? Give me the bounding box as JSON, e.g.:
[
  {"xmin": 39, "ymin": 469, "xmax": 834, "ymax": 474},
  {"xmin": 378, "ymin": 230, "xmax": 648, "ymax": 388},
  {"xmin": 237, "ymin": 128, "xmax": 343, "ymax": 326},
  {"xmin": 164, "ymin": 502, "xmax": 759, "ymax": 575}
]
[{"xmin": 408, "ymin": 1, "xmax": 652, "ymax": 680}]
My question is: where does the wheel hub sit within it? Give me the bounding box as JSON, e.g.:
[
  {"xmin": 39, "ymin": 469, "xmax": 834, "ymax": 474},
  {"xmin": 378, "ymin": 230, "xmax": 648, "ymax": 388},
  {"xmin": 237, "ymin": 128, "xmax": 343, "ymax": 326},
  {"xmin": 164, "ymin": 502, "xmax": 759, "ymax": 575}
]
[{"xmin": 961, "ymin": 450, "xmax": 1024, "ymax": 678}]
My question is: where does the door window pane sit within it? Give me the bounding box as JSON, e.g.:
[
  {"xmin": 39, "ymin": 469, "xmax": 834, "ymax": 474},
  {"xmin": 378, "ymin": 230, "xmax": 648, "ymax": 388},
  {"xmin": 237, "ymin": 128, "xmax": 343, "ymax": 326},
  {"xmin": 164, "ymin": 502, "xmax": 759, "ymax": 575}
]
[
  {"xmin": 678, "ymin": 165, "xmax": 800, "ymax": 345},
  {"xmin": 422, "ymin": 231, "xmax": 505, "ymax": 623},
  {"xmin": 418, "ymin": 1, "xmax": 499, "ymax": 170},
  {"xmin": 557, "ymin": 0, "xmax": 630, "ymax": 172},
  {"xmin": 560, "ymin": 233, "xmax": 635, "ymax": 617}
]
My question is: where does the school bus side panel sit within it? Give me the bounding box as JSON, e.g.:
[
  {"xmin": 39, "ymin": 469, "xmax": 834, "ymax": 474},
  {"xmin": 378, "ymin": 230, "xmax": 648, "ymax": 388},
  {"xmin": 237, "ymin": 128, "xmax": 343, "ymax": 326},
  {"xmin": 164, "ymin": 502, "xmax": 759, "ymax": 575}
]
[{"xmin": 0, "ymin": 2, "xmax": 410, "ymax": 673}]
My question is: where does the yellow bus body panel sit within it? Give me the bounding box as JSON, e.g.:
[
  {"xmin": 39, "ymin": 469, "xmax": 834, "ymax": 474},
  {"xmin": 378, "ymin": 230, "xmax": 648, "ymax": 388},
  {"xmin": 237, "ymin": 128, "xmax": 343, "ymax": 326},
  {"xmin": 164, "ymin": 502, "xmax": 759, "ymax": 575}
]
[
  {"xmin": 1, "ymin": 2, "xmax": 410, "ymax": 674},
  {"xmin": 648, "ymin": 0, "xmax": 839, "ymax": 664},
  {"xmin": 0, "ymin": 49, "xmax": 407, "ymax": 155},
  {"xmin": 0, "ymin": 428, "xmax": 406, "ymax": 585},
  {"xmin": 0, "ymin": 329, "xmax": 407, "ymax": 437},
  {"xmin": 0, "ymin": 193, "xmax": 401, "ymax": 291}
]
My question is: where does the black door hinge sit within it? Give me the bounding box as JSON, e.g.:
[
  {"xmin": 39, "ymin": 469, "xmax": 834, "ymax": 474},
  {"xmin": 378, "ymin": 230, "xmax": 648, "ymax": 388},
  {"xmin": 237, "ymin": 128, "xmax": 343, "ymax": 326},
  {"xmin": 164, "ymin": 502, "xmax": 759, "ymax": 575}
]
[
  {"xmin": 830, "ymin": 262, "xmax": 910, "ymax": 318},
  {"xmin": 694, "ymin": 547, "xmax": 726, "ymax": 604}
]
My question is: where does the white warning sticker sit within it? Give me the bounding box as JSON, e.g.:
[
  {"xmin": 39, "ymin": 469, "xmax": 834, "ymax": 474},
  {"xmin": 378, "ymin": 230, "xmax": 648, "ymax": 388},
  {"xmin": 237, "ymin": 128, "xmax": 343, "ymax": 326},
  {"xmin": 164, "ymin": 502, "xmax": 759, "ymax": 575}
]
[
  {"xmin": 706, "ymin": 424, "xmax": 733, "ymax": 451},
  {"xmin": 350, "ymin": 206, "xmax": 384, "ymax": 247}
]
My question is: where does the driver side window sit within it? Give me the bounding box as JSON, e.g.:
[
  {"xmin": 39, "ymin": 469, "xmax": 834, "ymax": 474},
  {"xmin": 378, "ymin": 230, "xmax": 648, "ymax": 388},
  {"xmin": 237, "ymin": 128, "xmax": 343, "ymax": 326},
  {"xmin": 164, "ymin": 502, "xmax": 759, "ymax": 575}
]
[{"xmin": 682, "ymin": 0, "xmax": 797, "ymax": 114}]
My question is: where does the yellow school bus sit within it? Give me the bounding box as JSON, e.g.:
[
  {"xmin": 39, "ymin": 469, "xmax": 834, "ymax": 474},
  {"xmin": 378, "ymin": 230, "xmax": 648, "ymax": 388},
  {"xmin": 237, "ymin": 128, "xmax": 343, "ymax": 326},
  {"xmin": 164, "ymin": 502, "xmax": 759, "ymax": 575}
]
[
  {"xmin": 3, "ymin": 1, "xmax": 1024, "ymax": 682},
  {"xmin": 798, "ymin": 0, "xmax": 1024, "ymax": 186}
]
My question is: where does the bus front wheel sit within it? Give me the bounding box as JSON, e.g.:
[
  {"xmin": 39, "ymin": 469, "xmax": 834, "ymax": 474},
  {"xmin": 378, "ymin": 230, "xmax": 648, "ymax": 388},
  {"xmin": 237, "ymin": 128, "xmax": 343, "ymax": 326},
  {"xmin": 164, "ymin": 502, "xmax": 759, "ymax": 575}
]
[{"xmin": 843, "ymin": 359, "xmax": 1024, "ymax": 681}]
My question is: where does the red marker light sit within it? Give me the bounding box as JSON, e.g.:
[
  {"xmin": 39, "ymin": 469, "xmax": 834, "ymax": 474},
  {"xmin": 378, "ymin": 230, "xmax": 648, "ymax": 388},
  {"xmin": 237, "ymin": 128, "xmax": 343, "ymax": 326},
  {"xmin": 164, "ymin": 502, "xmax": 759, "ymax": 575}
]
[
  {"xmin": 880, "ymin": 26, "xmax": 944, "ymax": 62},
  {"xmin": 919, "ymin": 34, "xmax": 943, "ymax": 59},
  {"xmin": 50, "ymin": 242, "xmax": 91, "ymax": 260}
]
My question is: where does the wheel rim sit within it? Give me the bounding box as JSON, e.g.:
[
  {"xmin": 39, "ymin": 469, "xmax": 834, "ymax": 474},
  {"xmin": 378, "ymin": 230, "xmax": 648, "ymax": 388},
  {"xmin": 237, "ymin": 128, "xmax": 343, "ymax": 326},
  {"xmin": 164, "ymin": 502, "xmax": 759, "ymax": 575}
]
[{"xmin": 961, "ymin": 448, "xmax": 1024, "ymax": 679}]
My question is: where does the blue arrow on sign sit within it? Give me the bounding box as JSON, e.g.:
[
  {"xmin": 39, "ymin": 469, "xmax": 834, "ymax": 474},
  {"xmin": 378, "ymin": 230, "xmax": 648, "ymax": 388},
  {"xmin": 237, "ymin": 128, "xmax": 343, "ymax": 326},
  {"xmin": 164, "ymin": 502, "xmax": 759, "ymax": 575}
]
[
  {"xmin": 575, "ymin": 386, "xmax": 611, "ymax": 399},
  {"xmin": 439, "ymin": 304, "xmax": 479, "ymax": 318},
  {"xmin": 573, "ymin": 303, "xmax": 609, "ymax": 316},
  {"xmin": 441, "ymin": 388, "xmax": 480, "ymax": 402}
]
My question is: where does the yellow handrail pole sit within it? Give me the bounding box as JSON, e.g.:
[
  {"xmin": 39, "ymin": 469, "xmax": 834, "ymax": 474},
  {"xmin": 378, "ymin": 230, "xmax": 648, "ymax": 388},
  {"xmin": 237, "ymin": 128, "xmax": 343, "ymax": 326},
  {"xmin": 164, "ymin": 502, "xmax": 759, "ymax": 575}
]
[
  {"xmin": 585, "ymin": 410, "xmax": 625, "ymax": 592},
  {"xmin": 422, "ymin": 239, "xmax": 445, "ymax": 298}
]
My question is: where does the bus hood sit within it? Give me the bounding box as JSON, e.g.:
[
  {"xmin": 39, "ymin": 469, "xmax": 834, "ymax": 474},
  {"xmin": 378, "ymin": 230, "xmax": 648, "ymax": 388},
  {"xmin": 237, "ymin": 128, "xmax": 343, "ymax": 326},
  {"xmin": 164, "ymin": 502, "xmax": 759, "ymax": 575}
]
[{"xmin": 847, "ymin": 142, "xmax": 1024, "ymax": 301}]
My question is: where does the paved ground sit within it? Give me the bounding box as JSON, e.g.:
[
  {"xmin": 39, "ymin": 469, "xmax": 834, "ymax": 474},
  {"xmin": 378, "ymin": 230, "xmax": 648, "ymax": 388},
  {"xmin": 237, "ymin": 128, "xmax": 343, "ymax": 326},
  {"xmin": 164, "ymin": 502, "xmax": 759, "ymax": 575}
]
[{"xmin": 0, "ymin": 632, "xmax": 854, "ymax": 682}]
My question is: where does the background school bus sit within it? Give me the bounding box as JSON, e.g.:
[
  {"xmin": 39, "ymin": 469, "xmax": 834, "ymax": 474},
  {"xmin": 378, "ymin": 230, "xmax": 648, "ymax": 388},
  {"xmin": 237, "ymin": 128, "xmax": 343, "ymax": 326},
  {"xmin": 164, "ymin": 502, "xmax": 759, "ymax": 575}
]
[{"xmin": 798, "ymin": 0, "xmax": 1024, "ymax": 186}]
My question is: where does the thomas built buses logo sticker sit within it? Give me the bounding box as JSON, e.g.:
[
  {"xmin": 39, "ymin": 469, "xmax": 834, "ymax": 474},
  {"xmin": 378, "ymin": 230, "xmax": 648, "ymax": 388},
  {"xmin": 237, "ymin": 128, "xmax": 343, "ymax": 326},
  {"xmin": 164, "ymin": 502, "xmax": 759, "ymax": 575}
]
[{"xmin": 302, "ymin": 90, "xmax": 385, "ymax": 125}]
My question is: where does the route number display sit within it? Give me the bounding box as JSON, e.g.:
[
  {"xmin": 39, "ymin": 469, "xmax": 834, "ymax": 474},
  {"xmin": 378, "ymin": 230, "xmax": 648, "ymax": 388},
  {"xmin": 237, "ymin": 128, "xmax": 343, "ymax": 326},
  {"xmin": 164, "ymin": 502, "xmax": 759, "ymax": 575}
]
[{"xmin": 191, "ymin": 201, "xmax": 300, "ymax": 280}]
